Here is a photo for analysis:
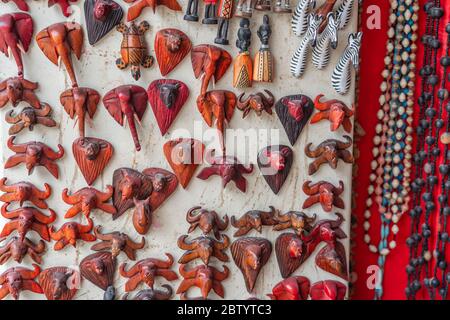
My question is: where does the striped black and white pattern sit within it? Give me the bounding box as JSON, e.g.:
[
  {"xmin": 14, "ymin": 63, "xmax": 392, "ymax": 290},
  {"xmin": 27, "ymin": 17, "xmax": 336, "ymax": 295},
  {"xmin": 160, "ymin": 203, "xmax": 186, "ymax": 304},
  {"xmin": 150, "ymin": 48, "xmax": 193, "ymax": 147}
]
[
  {"xmin": 336, "ymin": 0, "xmax": 355, "ymax": 30},
  {"xmin": 291, "ymin": 0, "xmax": 315, "ymax": 36},
  {"xmin": 331, "ymin": 32, "xmax": 363, "ymax": 95},
  {"xmin": 312, "ymin": 13, "xmax": 339, "ymax": 70}
]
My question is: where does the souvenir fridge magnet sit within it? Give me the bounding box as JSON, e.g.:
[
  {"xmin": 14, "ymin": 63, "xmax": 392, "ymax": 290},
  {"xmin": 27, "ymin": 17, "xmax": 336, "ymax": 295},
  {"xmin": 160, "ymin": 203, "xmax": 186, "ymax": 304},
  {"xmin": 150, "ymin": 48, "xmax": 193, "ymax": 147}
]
[
  {"xmin": 272, "ymin": 210, "xmax": 316, "ymax": 236},
  {"xmin": 0, "ymin": 13, "xmax": 33, "ymax": 78},
  {"xmin": 5, "ymin": 136, "xmax": 65, "ymax": 178},
  {"xmin": 0, "ymin": 236, "xmax": 46, "ymax": 265},
  {"xmin": 275, "ymin": 94, "xmax": 314, "ymax": 146},
  {"xmin": 49, "ymin": 218, "xmax": 96, "ymax": 250},
  {"xmin": 257, "ymin": 145, "xmax": 293, "ymax": 194},
  {"xmin": 72, "ymin": 137, "xmax": 114, "ymax": 185},
  {"xmin": 36, "ymin": 22, "xmax": 83, "ymax": 87},
  {"xmin": 291, "ymin": 0, "xmax": 315, "ymax": 36},
  {"xmin": 237, "ymin": 90, "xmax": 275, "ymax": 117},
  {"xmin": 0, "ymin": 77, "xmax": 42, "ymax": 109},
  {"xmin": 62, "ymin": 186, "xmax": 116, "ymax": 218},
  {"xmin": 163, "ymin": 138, "xmax": 204, "ymax": 188},
  {"xmin": 176, "ymin": 264, "xmax": 229, "ymax": 299},
  {"xmin": 84, "ymin": 0, "xmax": 124, "ymax": 45},
  {"xmin": 253, "ymin": 15, "xmax": 273, "ymax": 83},
  {"xmin": 186, "ymin": 206, "xmax": 229, "ymax": 239},
  {"xmin": 214, "ymin": 0, "xmax": 234, "ymax": 45},
  {"xmin": 5, "ymin": 104, "xmax": 57, "ymax": 135},
  {"xmin": 0, "ymin": 177, "xmax": 51, "ymax": 209},
  {"xmin": 122, "ymin": 285, "xmax": 173, "ymax": 300},
  {"xmin": 311, "ymin": 13, "xmax": 339, "ymax": 70},
  {"xmin": 177, "ymin": 234, "xmax": 230, "ymax": 265},
  {"xmin": 125, "ymin": 0, "xmax": 182, "ymax": 22},
  {"xmin": 154, "ymin": 29, "xmax": 192, "ymax": 76},
  {"xmin": 39, "ymin": 267, "xmax": 79, "ymax": 300},
  {"xmin": 231, "ymin": 206, "xmax": 278, "ymax": 236},
  {"xmin": 302, "ymin": 180, "xmax": 344, "ymax": 212},
  {"xmin": 103, "ymin": 85, "xmax": 148, "ymax": 151},
  {"xmin": 231, "ymin": 237, "xmax": 272, "ymax": 293},
  {"xmin": 147, "ymin": 79, "xmax": 189, "ymax": 135},
  {"xmin": 0, "ymin": 264, "xmax": 42, "ymax": 300},
  {"xmin": 310, "ymin": 280, "xmax": 346, "ymax": 300},
  {"xmin": 116, "ymin": 21, "xmax": 154, "ymax": 81},
  {"xmin": 310, "ymin": 94, "xmax": 354, "ymax": 132},
  {"xmin": 80, "ymin": 251, "xmax": 116, "ymax": 300},
  {"xmin": 267, "ymin": 276, "xmax": 310, "ymax": 300},
  {"xmin": 233, "ymin": 18, "xmax": 252, "ymax": 88}
]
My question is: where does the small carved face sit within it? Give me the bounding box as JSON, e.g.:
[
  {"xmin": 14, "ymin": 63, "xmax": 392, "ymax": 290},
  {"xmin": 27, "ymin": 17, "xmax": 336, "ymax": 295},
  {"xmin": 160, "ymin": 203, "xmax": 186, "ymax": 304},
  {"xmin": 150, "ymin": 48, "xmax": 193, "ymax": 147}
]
[
  {"xmin": 6, "ymin": 78, "xmax": 23, "ymax": 106},
  {"xmin": 152, "ymin": 174, "xmax": 167, "ymax": 192},
  {"xmin": 198, "ymin": 241, "xmax": 214, "ymax": 265},
  {"xmin": 197, "ymin": 268, "xmax": 213, "ymax": 298},
  {"xmin": 25, "ymin": 145, "xmax": 42, "ymax": 173},
  {"xmin": 319, "ymin": 225, "xmax": 336, "ymax": 243},
  {"xmin": 21, "ymin": 108, "xmax": 37, "ymax": 125},
  {"xmin": 199, "ymin": 214, "xmax": 214, "ymax": 234},
  {"xmin": 329, "ymin": 105, "xmax": 345, "ymax": 130},
  {"xmin": 133, "ymin": 198, "xmax": 152, "ymax": 228},
  {"xmin": 10, "ymin": 239, "xmax": 27, "ymax": 262},
  {"xmin": 94, "ymin": 0, "xmax": 115, "ymax": 21},
  {"xmin": 249, "ymin": 212, "xmax": 262, "ymax": 232},
  {"xmin": 291, "ymin": 214, "xmax": 306, "ymax": 231},
  {"xmin": 17, "ymin": 213, "xmax": 33, "ymax": 235},
  {"xmin": 92, "ymin": 258, "xmax": 105, "ymax": 274},
  {"xmin": 288, "ymin": 238, "xmax": 303, "ymax": 258},
  {"xmin": 64, "ymin": 223, "xmax": 79, "ymax": 245},
  {"xmin": 157, "ymin": 83, "xmax": 180, "ymax": 109},
  {"xmin": 120, "ymin": 174, "xmax": 140, "ymax": 201},
  {"xmin": 6, "ymin": 272, "xmax": 23, "ymax": 300},
  {"xmin": 80, "ymin": 193, "xmax": 96, "ymax": 215},
  {"xmin": 221, "ymin": 165, "xmax": 237, "ymax": 186},
  {"xmin": 16, "ymin": 185, "xmax": 32, "ymax": 203},
  {"xmin": 286, "ymin": 99, "xmax": 306, "ymax": 122},
  {"xmin": 165, "ymin": 33, "xmax": 182, "ymax": 52},
  {"xmin": 264, "ymin": 150, "xmax": 286, "ymax": 172},
  {"xmin": 51, "ymin": 272, "xmax": 70, "ymax": 300},
  {"xmin": 111, "ymin": 236, "xmax": 126, "ymax": 258},
  {"xmin": 319, "ymin": 188, "xmax": 334, "ymax": 211},
  {"xmin": 83, "ymin": 141, "xmax": 101, "ymax": 161},
  {"xmin": 245, "ymin": 245, "xmax": 261, "ymax": 270},
  {"xmin": 140, "ymin": 264, "xmax": 156, "ymax": 287},
  {"xmin": 323, "ymin": 145, "xmax": 338, "ymax": 167},
  {"xmin": 249, "ymin": 96, "xmax": 265, "ymax": 113}
]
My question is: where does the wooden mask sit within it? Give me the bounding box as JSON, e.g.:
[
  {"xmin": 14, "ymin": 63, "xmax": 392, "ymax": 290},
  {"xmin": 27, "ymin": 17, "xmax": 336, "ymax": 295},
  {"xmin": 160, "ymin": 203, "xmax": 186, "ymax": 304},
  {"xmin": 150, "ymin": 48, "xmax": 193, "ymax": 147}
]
[{"xmin": 154, "ymin": 28, "xmax": 192, "ymax": 76}]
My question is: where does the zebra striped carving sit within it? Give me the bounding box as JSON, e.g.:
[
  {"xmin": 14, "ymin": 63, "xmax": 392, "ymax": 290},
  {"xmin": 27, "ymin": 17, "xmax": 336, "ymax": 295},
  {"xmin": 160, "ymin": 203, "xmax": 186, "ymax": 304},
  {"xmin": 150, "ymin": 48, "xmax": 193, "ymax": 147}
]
[
  {"xmin": 312, "ymin": 12, "xmax": 339, "ymax": 70},
  {"xmin": 291, "ymin": 0, "xmax": 316, "ymax": 36},
  {"xmin": 331, "ymin": 32, "xmax": 362, "ymax": 95}
]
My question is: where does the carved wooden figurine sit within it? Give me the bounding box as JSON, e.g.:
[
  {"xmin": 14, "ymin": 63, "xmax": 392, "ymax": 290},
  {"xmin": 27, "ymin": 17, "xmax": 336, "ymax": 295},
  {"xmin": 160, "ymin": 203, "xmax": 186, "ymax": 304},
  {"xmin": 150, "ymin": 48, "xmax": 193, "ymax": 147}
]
[
  {"xmin": 273, "ymin": 0, "xmax": 291, "ymax": 13},
  {"xmin": 132, "ymin": 197, "xmax": 152, "ymax": 235},
  {"xmin": 0, "ymin": 13, "xmax": 33, "ymax": 77},
  {"xmin": 186, "ymin": 206, "xmax": 229, "ymax": 239},
  {"xmin": 0, "ymin": 236, "xmax": 45, "ymax": 265},
  {"xmin": 177, "ymin": 264, "xmax": 229, "ymax": 299},
  {"xmin": 103, "ymin": 85, "xmax": 148, "ymax": 151},
  {"xmin": 5, "ymin": 104, "xmax": 56, "ymax": 135},
  {"xmin": 191, "ymin": 44, "xmax": 232, "ymax": 95},
  {"xmin": 122, "ymin": 285, "xmax": 173, "ymax": 300},
  {"xmin": 0, "ymin": 177, "xmax": 51, "ymax": 209},
  {"xmin": 60, "ymin": 87, "xmax": 100, "ymax": 138},
  {"xmin": 36, "ymin": 22, "xmax": 83, "ymax": 87},
  {"xmin": 233, "ymin": 18, "xmax": 252, "ymax": 88},
  {"xmin": 154, "ymin": 29, "xmax": 192, "ymax": 76},
  {"xmin": 116, "ymin": 21, "xmax": 153, "ymax": 80},
  {"xmin": 237, "ymin": 91, "xmax": 274, "ymax": 118},
  {"xmin": 197, "ymin": 149, "xmax": 254, "ymax": 193},
  {"xmin": 72, "ymin": 137, "xmax": 114, "ymax": 185},
  {"xmin": 92, "ymin": 226, "xmax": 145, "ymax": 260},
  {"xmin": 0, "ymin": 264, "xmax": 42, "ymax": 300},
  {"xmin": 231, "ymin": 206, "xmax": 278, "ymax": 236},
  {"xmin": 253, "ymin": 15, "xmax": 273, "ymax": 82},
  {"xmin": 148, "ymin": 79, "xmax": 189, "ymax": 135},
  {"xmin": 62, "ymin": 186, "xmax": 116, "ymax": 218},
  {"xmin": 84, "ymin": 0, "xmax": 124, "ymax": 45},
  {"xmin": 231, "ymin": 237, "xmax": 272, "ymax": 293},
  {"xmin": 310, "ymin": 280, "xmax": 346, "ymax": 300},
  {"xmin": 39, "ymin": 267, "xmax": 79, "ymax": 300},
  {"xmin": 125, "ymin": 0, "xmax": 182, "ymax": 21},
  {"xmin": 5, "ymin": 136, "xmax": 64, "ymax": 178},
  {"xmin": 302, "ymin": 180, "xmax": 344, "ymax": 212},
  {"xmin": 0, "ymin": 77, "xmax": 42, "ymax": 109},
  {"xmin": 257, "ymin": 145, "xmax": 293, "ymax": 194},
  {"xmin": 80, "ymin": 251, "xmax": 116, "ymax": 299},
  {"xmin": 267, "ymin": 276, "xmax": 310, "ymax": 300},
  {"xmin": 255, "ymin": 0, "xmax": 271, "ymax": 11},
  {"xmin": 235, "ymin": 0, "xmax": 254, "ymax": 17},
  {"xmin": 273, "ymin": 210, "xmax": 316, "ymax": 236},
  {"xmin": 214, "ymin": 0, "xmax": 234, "ymax": 45},
  {"xmin": 0, "ymin": 203, "xmax": 56, "ymax": 241},
  {"xmin": 49, "ymin": 218, "xmax": 96, "ymax": 250},
  {"xmin": 312, "ymin": 13, "xmax": 339, "ymax": 70},
  {"xmin": 311, "ymin": 94, "xmax": 354, "ymax": 132},
  {"xmin": 163, "ymin": 138, "xmax": 204, "ymax": 188},
  {"xmin": 177, "ymin": 234, "xmax": 230, "ymax": 265},
  {"xmin": 119, "ymin": 254, "xmax": 178, "ymax": 291},
  {"xmin": 305, "ymin": 136, "xmax": 354, "ymax": 175}
]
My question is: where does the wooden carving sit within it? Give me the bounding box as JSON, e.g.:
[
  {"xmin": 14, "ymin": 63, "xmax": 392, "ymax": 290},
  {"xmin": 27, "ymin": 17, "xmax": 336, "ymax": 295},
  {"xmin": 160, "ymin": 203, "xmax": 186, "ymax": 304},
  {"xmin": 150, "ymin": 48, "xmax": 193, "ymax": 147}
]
[
  {"xmin": 177, "ymin": 234, "xmax": 230, "ymax": 265},
  {"xmin": 91, "ymin": 225, "xmax": 145, "ymax": 260},
  {"xmin": 186, "ymin": 206, "xmax": 229, "ymax": 239},
  {"xmin": 253, "ymin": 15, "xmax": 273, "ymax": 82},
  {"xmin": 5, "ymin": 136, "xmax": 65, "ymax": 178},
  {"xmin": 305, "ymin": 136, "xmax": 354, "ymax": 175},
  {"xmin": 0, "ymin": 236, "xmax": 45, "ymax": 265},
  {"xmin": 311, "ymin": 94, "xmax": 354, "ymax": 132},
  {"xmin": 60, "ymin": 87, "xmax": 100, "ymax": 138},
  {"xmin": 267, "ymin": 276, "xmax": 310, "ymax": 300},
  {"xmin": 0, "ymin": 203, "xmax": 56, "ymax": 241},
  {"xmin": 0, "ymin": 13, "xmax": 33, "ymax": 77},
  {"xmin": 84, "ymin": 0, "xmax": 124, "ymax": 45},
  {"xmin": 125, "ymin": 0, "xmax": 182, "ymax": 22},
  {"xmin": 141, "ymin": 167, "xmax": 178, "ymax": 211},
  {"xmin": 103, "ymin": 85, "xmax": 148, "ymax": 151},
  {"xmin": 237, "ymin": 90, "xmax": 274, "ymax": 118},
  {"xmin": 0, "ymin": 264, "xmax": 42, "ymax": 300},
  {"xmin": 36, "ymin": 22, "xmax": 83, "ymax": 87},
  {"xmin": 47, "ymin": 0, "xmax": 79, "ymax": 17},
  {"xmin": 257, "ymin": 145, "xmax": 293, "ymax": 194},
  {"xmin": 177, "ymin": 264, "xmax": 229, "ymax": 299},
  {"xmin": 275, "ymin": 94, "xmax": 314, "ymax": 146},
  {"xmin": 154, "ymin": 29, "xmax": 191, "ymax": 76},
  {"xmin": 116, "ymin": 21, "xmax": 153, "ymax": 80},
  {"xmin": 49, "ymin": 218, "xmax": 96, "ymax": 250},
  {"xmin": 231, "ymin": 206, "xmax": 278, "ymax": 236},
  {"xmin": 5, "ymin": 104, "xmax": 56, "ymax": 135},
  {"xmin": 0, "ymin": 177, "xmax": 51, "ymax": 209},
  {"xmin": 39, "ymin": 267, "xmax": 79, "ymax": 300},
  {"xmin": 0, "ymin": 77, "xmax": 41, "ymax": 109},
  {"xmin": 197, "ymin": 149, "xmax": 254, "ymax": 193},
  {"xmin": 231, "ymin": 237, "xmax": 272, "ymax": 292},
  {"xmin": 214, "ymin": 0, "xmax": 234, "ymax": 45},
  {"xmin": 1, "ymin": 0, "xmax": 29, "ymax": 11},
  {"xmin": 62, "ymin": 186, "xmax": 116, "ymax": 218},
  {"xmin": 310, "ymin": 280, "xmax": 346, "ymax": 300},
  {"xmin": 191, "ymin": 44, "xmax": 232, "ymax": 95},
  {"xmin": 302, "ymin": 180, "xmax": 345, "ymax": 212},
  {"xmin": 233, "ymin": 18, "xmax": 252, "ymax": 88},
  {"xmin": 273, "ymin": 210, "xmax": 316, "ymax": 236},
  {"xmin": 132, "ymin": 197, "xmax": 152, "ymax": 235},
  {"xmin": 80, "ymin": 252, "xmax": 115, "ymax": 296},
  {"xmin": 122, "ymin": 285, "xmax": 173, "ymax": 300},
  {"xmin": 72, "ymin": 137, "xmax": 114, "ymax": 185},
  {"xmin": 119, "ymin": 253, "xmax": 178, "ymax": 291},
  {"xmin": 163, "ymin": 138, "xmax": 204, "ymax": 188},
  {"xmin": 148, "ymin": 79, "xmax": 189, "ymax": 135}
]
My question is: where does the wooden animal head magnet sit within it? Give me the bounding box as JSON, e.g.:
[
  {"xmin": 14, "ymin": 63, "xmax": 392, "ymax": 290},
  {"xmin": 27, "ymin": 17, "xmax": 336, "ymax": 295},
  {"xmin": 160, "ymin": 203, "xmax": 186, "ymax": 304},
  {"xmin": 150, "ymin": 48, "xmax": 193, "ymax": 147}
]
[
  {"xmin": 125, "ymin": 0, "xmax": 182, "ymax": 22},
  {"xmin": 0, "ymin": 264, "xmax": 42, "ymax": 300},
  {"xmin": 148, "ymin": 79, "xmax": 189, "ymax": 135},
  {"xmin": 275, "ymin": 94, "xmax": 314, "ymax": 145},
  {"xmin": 163, "ymin": 138, "xmax": 204, "ymax": 188},
  {"xmin": 257, "ymin": 145, "xmax": 293, "ymax": 194},
  {"xmin": 0, "ymin": 177, "xmax": 51, "ymax": 209},
  {"xmin": 267, "ymin": 276, "xmax": 310, "ymax": 300},
  {"xmin": 6, "ymin": 104, "xmax": 57, "ymax": 135},
  {"xmin": 49, "ymin": 218, "xmax": 96, "ymax": 250},
  {"xmin": 186, "ymin": 206, "xmax": 229, "ymax": 239},
  {"xmin": 80, "ymin": 251, "xmax": 115, "ymax": 295},
  {"xmin": 141, "ymin": 167, "xmax": 178, "ymax": 210},
  {"xmin": 39, "ymin": 267, "xmax": 79, "ymax": 300},
  {"xmin": 0, "ymin": 236, "xmax": 46, "ymax": 265},
  {"xmin": 177, "ymin": 234, "xmax": 230, "ymax": 265},
  {"xmin": 155, "ymin": 29, "xmax": 192, "ymax": 76},
  {"xmin": 0, "ymin": 77, "xmax": 41, "ymax": 109},
  {"xmin": 311, "ymin": 94, "xmax": 354, "ymax": 132},
  {"xmin": 275, "ymin": 232, "xmax": 307, "ymax": 278},
  {"xmin": 310, "ymin": 280, "xmax": 346, "ymax": 300},
  {"xmin": 72, "ymin": 137, "xmax": 114, "ymax": 185},
  {"xmin": 231, "ymin": 206, "xmax": 278, "ymax": 236},
  {"xmin": 84, "ymin": 0, "xmax": 124, "ymax": 45},
  {"xmin": 302, "ymin": 180, "xmax": 345, "ymax": 212},
  {"xmin": 62, "ymin": 186, "xmax": 116, "ymax": 218},
  {"xmin": 237, "ymin": 91, "xmax": 275, "ymax": 118},
  {"xmin": 92, "ymin": 225, "xmax": 145, "ymax": 260},
  {"xmin": 177, "ymin": 264, "xmax": 229, "ymax": 299},
  {"xmin": 231, "ymin": 237, "xmax": 272, "ymax": 293}
]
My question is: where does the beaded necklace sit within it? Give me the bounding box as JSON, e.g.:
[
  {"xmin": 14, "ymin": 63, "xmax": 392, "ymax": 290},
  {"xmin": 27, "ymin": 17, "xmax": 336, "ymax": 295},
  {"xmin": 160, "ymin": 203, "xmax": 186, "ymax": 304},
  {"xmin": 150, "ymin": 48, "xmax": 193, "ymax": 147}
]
[{"xmin": 362, "ymin": 0, "xmax": 418, "ymax": 300}]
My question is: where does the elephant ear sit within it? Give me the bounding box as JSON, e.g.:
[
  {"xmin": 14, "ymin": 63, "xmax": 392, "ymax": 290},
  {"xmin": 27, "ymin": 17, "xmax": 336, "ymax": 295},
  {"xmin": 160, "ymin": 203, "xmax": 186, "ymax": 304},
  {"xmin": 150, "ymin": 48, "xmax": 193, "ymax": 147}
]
[
  {"xmin": 223, "ymin": 91, "xmax": 236, "ymax": 122},
  {"xmin": 103, "ymin": 89, "xmax": 124, "ymax": 126},
  {"xmin": 129, "ymin": 85, "xmax": 148, "ymax": 121},
  {"xmin": 86, "ymin": 88, "xmax": 100, "ymax": 119},
  {"xmin": 64, "ymin": 23, "xmax": 83, "ymax": 59},
  {"xmin": 36, "ymin": 28, "xmax": 59, "ymax": 65},
  {"xmin": 12, "ymin": 13, "xmax": 34, "ymax": 52},
  {"xmin": 60, "ymin": 89, "xmax": 76, "ymax": 119},
  {"xmin": 214, "ymin": 50, "xmax": 232, "ymax": 83},
  {"xmin": 0, "ymin": 29, "xmax": 7, "ymax": 56}
]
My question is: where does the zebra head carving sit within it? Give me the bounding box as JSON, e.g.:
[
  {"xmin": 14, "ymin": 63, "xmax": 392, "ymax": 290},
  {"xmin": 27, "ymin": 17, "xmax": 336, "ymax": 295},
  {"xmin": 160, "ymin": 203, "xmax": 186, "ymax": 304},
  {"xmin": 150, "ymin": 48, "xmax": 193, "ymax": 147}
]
[
  {"xmin": 326, "ymin": 13, "xmax": 339, "ymax": 49},
  {"xmin": 306, "ymin": 14, "xmax": 323, "ymax": 47},
  {"xmin": 349, "ymin": 32, "xmax": 363, "ymax": 70}
]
